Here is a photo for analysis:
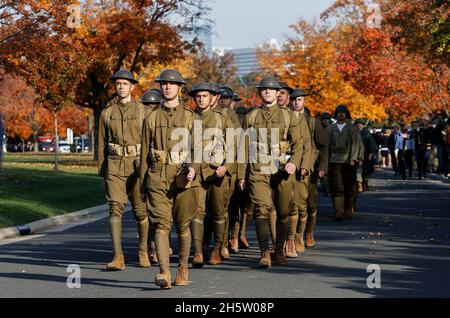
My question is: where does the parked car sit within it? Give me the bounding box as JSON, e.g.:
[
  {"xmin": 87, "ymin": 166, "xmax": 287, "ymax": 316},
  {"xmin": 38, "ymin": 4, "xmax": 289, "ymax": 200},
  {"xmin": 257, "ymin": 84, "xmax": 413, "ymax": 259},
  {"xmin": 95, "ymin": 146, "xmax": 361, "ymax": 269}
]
[
  {"xmin": 40, "ymin": 142, "xmax": 55, "ymax": 152},
  {"xmin": 58, "ymin": 142, "xmax": 71, "ymax": 154}
]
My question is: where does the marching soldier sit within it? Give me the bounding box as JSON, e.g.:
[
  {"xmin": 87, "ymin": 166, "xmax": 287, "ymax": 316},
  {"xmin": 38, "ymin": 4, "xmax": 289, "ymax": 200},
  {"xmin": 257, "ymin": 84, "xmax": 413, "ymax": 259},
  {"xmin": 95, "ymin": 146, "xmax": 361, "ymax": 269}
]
[
  {"xmin": 328, "ymin": 105, "xmax": 363, "ymax": 220},
  {"xmin": 214, "ymin": 84, "xmax": 242, "ymax": 259},
  {"xmin": 230, "ymin": 103, "xmax": 253, "ymax": 251},
  {"xmin": 321, "ymin": 112, "xmax": 332, "ymax": 129},
  {"xmin": 141, "ymin": 89, "xmax": 162, "ymax": 110},
  {"xmin": 289, "ymin": 89, "xmax": 328, "ymax": 256},
  {"xmin": 220, "ymin": 85, "xmax": 234, "ymax": 109},
  {"xmin": 141, "ymin": 88, "xmax": 163, "ymax": 265},
  {"xmin": 232, "ymin": 93, "xmax": 242, "ymax": 110},
  {"xmin": 286, "ymin": 88, "xmax": 313, "ymax": 256},
  {"xmin": 320, "ymin": 112, "xmax": 332, "ymax": 196},
  {"xmin": 139, "ymin": 69, "xmax": 199, "ymax": 289},
  {"xmin": 243, "ymin": 77, "xmax": 307, "ymax": 268},
  {"xmin": 265, "ymin": 81, "xmax": 295, "ymax": 251},
  {"xmin": 189, "ymin": 82, "xmax": 238, "ymax": 267},
  {"xmin": 355, "ymin": 118, "xmax": 377, "ymax": 192},
  {"xmin": 98, "ymin": 69, "xmax": 150, "ymax": 271}
]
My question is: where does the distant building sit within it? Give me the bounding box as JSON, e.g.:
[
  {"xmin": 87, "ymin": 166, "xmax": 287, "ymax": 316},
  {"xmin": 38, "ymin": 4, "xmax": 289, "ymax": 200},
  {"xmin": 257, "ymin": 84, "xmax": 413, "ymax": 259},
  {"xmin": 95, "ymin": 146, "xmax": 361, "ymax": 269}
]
[
  {"xmin": 225, "ymin": 48, "xmax": 260, "ymax": 78},
  {"xmin": 181, "ymin": 24, "xmax": 213, "ymax": 55}
]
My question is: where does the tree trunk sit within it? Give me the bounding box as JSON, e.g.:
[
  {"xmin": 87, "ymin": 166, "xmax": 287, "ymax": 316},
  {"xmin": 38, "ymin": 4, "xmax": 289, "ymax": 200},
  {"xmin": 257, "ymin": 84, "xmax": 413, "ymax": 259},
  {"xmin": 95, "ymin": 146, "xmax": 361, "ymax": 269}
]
[
  {"xmin": 31, "ymin": 104, "xmax": 39, "ymax": 152},
  {"xmin": 54, "ymin": 111, "xmax": 59, "ymax": 171}
]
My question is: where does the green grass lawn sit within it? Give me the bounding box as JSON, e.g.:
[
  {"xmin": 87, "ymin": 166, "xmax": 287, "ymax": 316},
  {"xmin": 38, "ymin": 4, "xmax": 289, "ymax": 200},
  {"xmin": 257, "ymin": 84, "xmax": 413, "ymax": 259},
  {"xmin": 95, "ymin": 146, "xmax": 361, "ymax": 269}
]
[{"xmin": 0, "ymin": 153, "xmax": 105, "ymax": 229}]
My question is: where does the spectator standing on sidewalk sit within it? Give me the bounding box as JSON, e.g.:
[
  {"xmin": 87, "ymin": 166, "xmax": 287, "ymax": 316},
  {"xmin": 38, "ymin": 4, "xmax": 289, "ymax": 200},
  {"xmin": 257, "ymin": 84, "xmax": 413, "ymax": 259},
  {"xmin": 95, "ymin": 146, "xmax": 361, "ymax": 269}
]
[
  {"xmin": 395, "ymin": 126, "xmax": 415, "ymax": 180},
  {"xmin": 388, "ymin": 125, "xmax": 399, "ymax": 176}
]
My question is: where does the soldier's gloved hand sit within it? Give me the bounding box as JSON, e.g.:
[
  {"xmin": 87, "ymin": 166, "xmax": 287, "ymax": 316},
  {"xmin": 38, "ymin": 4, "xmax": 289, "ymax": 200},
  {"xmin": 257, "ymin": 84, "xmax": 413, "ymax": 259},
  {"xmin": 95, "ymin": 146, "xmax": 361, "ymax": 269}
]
[
  {"xmin": 350, "ymin": 160, "xmax": 357, "ymax": 166},
  {"xmin": 319, "ymin": 170, "xmax": 326, "ymax": 178},
  {"xmin": 140, "ymin": 193, "xmax": 147, "ymax": 203},
  {"xmin": 216, "ymin": 166, "xmax": 227, "ymax": 178},
  {"xmin": 187, "ymin": 167, "xmax": 196, "ymax": 182},
  {"xmin": 359, "ymin": 160, "xmax": 363, "ymax": 167},
  {"xmin": 285, "ymin": 163, "xmax": 297, "ymax": 175},
  {"xmin": 238, "ymin": 179, "xmax": 246, "ymax": 191}
]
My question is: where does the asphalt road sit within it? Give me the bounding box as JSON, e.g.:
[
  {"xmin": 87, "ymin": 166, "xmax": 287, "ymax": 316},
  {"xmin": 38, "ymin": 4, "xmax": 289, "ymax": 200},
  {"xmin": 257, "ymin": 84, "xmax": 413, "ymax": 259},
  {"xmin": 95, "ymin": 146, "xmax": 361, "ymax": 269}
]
[{"xmin": 1, "ymin": 169, "xmax": 450, "ymax": 298}]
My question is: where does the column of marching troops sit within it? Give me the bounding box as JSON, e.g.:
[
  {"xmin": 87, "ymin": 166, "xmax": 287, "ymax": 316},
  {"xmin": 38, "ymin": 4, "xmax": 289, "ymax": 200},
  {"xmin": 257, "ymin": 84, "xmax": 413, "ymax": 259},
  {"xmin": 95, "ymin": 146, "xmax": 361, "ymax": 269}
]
[{"xmin": 98, "ymin": 68, "xmax": 365, "ymax": 289}]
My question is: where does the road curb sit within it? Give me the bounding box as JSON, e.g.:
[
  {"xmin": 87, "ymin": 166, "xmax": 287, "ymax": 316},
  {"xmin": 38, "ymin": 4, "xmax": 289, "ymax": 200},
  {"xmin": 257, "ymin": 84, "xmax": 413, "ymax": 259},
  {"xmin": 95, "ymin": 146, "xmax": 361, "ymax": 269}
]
[{"xmin": 0, "ymin": 204, "xmax": 108, "ymax": 241}]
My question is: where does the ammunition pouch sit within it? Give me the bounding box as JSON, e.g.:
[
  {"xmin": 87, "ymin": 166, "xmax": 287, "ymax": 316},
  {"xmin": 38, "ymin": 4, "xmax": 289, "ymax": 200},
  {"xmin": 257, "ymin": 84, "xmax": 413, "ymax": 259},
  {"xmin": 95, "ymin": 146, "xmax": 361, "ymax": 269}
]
[{"xmin": 108, "ymin": 143, "xmax": 141, "ymax": 157}]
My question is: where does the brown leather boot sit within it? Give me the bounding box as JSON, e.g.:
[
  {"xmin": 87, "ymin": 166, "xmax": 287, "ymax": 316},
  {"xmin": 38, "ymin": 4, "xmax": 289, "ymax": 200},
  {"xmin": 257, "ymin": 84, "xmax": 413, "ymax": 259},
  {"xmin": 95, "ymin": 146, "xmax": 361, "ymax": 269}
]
[
  {"xmin": 285, "ymin": 239, "xmax": 298, "ymax": 258},
  {"xmin": 357, "ymin": 182, "xmax": 363, "ymax": 193},
  {"xmin": 154, "ymin": 229, "xmax": 171, "ymax": 289},
  {"xmin": 305, "ymin": 211, "xmax": 317, "ymax": 248},
  {"xmin": 107, "ymin": 254, "xmax": 125, "ymax": 271},
  {"xmin": 294, "ymin": 233, "xmax": 305, "ymax": 253},
  {"xmin": 155, "ymin": 271, "xmax": 171, "ymax": 289},
  {"xmin": 220, "ymin": 246, "xmax": 230, "ymax": 260},
  {"xmin": 239, "ymin": 237, "xmax": 250, "ymax": 249},
  {"xmin": 305, "ymin": 231, "xmax": 315, "ymax": 247},
  {"xmin": 295, "ymin": 216, "xmax": 307, "ymax": 253},
  {"xmin": 275, "ymin": 249, "xmax": 287, "ymax": 265},
  {"xmin": 139, "ymin": 251, "xmax": 151, "ymax": 268},
  {"xmin": 149, "ymin": 250, "xmax": 158, "ymax": 265},
  {"xmin": 258, "ymin": 249, "xmax": 271, "ymax": 269},
  {"xmin": 209, "ymin": 248, "xmax": 222, "ymax": 265},
  {"xmin": 230, "ymin": 239, "xmax": 239, "ymax": 254},
  {"xmin": 137, "ymin": 218, "xmax": 149, "ymax": 268},
  {"xmin": 192, "ymin": 253, "xmax": 204, "ymax": 269},
  {"xmin": 174, "ymin": 265, "xmax": 189, "ymax": 286},
  {"xmin": 239, "ymin": 213, "xmax": 250, "ymax": 249}
]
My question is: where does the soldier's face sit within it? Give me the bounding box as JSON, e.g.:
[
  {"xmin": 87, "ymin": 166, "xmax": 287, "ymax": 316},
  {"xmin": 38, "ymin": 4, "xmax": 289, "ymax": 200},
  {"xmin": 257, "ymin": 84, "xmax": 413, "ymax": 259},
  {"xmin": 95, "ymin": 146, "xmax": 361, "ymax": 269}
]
[
  {"xmin": 259, "ymin": 88, "xmax": 278, "ymax": 104},
  {"xmin": 356, "ymin": 123, "xmax": 364, "ymax": 131},
  {"xmin": 277, "ymin": 89, "xmax": 290, "ymax": 106},
  {"xmin": 115, "ymin": 79, "xmax": 134, "ymax": 98},
  {"xmin": 160, "ymin": 82, "xmax": 182, "ymax": 101},
  {"xmin": 143, "ymin": 103, "xmax": 160, "ymax": 110},
  {"xmin": 292, "ymin": 97, "xmax": 306, "ymax": 111},
  {"xmin": 230, "ymin": 100, "xmax": 237, "ymax": 110},
  {"xmin": 211, "ymin": 94, "xmax": 220, "ymax": 107},
  {"xmin": 322, "ymin": 119, "xmax": 329, "ymax": 127},
  {"xmin": 220, "ymin": 97, "xmax": 232, "ymax": 108},
  {"xmin": 195, "ymin": 91, "xmax": 212, "ymax": 110},
  {"xmin": 337, "ymin": 111, "xmax": 347, "ymax": 121}
]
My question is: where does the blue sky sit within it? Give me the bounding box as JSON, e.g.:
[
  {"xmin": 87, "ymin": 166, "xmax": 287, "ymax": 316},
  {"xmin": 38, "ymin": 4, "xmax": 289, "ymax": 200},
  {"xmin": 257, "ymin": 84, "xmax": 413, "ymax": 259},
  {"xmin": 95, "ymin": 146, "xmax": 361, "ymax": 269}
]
[{"xmin": 210, "ymin": 0, "xmax": 335, "ymax": 48}]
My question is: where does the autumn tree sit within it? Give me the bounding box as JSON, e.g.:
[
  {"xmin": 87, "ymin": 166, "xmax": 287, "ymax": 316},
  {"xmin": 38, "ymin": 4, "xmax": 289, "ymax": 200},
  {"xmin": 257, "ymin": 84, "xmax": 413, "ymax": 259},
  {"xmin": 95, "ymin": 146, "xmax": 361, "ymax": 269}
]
[
  {"xmin": 72, "ymin": 0, "xmax": 209, "ymax": 158},
  {"xmin": 322, "ymin": 0, "xmax": 449, "ymax": 122},
  {"xmin": 257, "ymin": 19, "xmax": 386, "ymax": 121},
  {"xmin": 0, "ymin": 72, "xmax": 53, "ymax": 147},
  {"xmin": 0, "ymin": 0, "xmax": 210, "ymax": 160}
]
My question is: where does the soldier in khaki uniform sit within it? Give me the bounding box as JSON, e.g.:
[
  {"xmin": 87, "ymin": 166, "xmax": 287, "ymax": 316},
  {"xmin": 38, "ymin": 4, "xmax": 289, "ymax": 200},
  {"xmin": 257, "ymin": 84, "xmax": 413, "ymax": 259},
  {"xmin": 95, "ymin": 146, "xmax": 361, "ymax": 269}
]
[
  {"xmin": 328, "ymin": 105, "xmax": 363, "ymax": 220},
  {"xmin": 139, "ymin": 69, "xmax": 199, "ymax": 289},
  {"xmin": 214, "ymin": 85, "xmax": 243, "ymax": 260},
  {"xmin": 287, "ymin": 89, "xmax": 328, "ymax": 257},
  {"xmin": 283, "ymin": 88, "xmax": 313, "ymax": 256},
  {"xmin": 141, "ymin": 89, "xmax": 162, "ymax": 265},
  {"xmin": 189, "ymin": 82, "xmax": 238, "ymax": 267},
  {"xmin": 98, "ymin": 70, "xmax": 150, "ymax": 271},
  {"xmin": 320, "ymin": 112, "xmax": 333, "ymax": 196},
  {"xmin": 141, "ymin": 89, "xmax": 162, "ymax": 110},
  {"xmin": 267, "ymin": 81, "xmax": 298, "ymax": 253},
  {"xmin": 243, "ymin": 77, "xmax": 307, "ymax": 268},
  {"xmin": 230, "ymin": 103, "xmax": 253, "ymax": 252}
]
